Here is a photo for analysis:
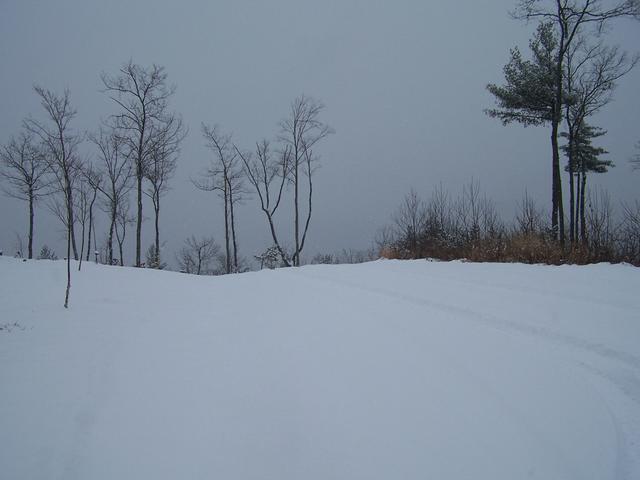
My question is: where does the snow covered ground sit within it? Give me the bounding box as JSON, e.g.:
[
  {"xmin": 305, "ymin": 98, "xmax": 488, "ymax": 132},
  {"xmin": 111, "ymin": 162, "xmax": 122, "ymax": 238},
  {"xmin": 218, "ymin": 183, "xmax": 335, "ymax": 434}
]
[{"xmin": 1, "ymin": 256, "xmax": 639, "ymax": 480}]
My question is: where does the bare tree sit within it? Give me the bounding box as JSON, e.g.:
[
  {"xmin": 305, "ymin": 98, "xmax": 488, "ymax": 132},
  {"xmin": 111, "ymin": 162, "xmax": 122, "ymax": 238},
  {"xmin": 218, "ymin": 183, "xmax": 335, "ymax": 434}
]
[
  {"xmin": 144, "ymin": 116, "xmax": 184, "ymax": 268},
  {"xmin": 393, "ymin": 188, "xmax": 427, "ymax": 256},
  {"xmin": 114, "ymin": 198, "xmax": 134, "ymax": 266},
  {"xmin": 75, "ymin": 175, "xmax": 91, "ymax": 271},
  {"xmin": 0, "ymin": 131, "xmax": 50, "ymax": 259},
  {"xmin": 80, "ymin": 165, "xmax": 102, "ymax": 265},
  {"xmin": 24, "ymin": 87, "xmax": 82, "ymax": 308},
  {"xmin": 101, "ymin": 61, "xmax": 181, "ymax": 267},
  {"xmin": 278, "ymin": 95, "xmax": 333, "ymax": 266},
  {"xmin": 176, "ymin": 235, "xmax": 220, "ymax": 274},
  {"xmin": 454, "ymin": 180, "xmax": 484, "ymax": 244},
  {"xmin": 195, "ymin": 125, "xmax": 244, "ymax": 273},
  {"xmin": 512, "ymin": 0, "xmax": 640, "ymax": 244},
  {"xmin": 90, "ymin": 127, "xmax": 133, "ymax": 265},
  {"xmin": 235, "ymin": 140, "xmax": 291, "ymax": 266},
  {"xmin": 515, "ymin": 191, "xmax": 547, "ymax": 234}
]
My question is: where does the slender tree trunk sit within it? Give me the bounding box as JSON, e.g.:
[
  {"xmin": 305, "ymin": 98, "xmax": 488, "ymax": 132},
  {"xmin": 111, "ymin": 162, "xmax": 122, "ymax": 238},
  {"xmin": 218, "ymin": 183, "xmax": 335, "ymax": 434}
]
[
  {"xmin": 298, "ymin": 164, "xmax": 313, "ymax": 257},
  {"xmin": 64, "ymin": 180, "xmax": 72, "ymax": 309},
  {"xmin": 78, "ymin": 218, "xmax": 86, "ymax": 271},
  {"xmin": 228, "ymin": 181, "xmax": 238, "ymax": 272},
  {"xmin": 28, "ymin": 190, "xmax": 34, "ymax": 259},
  {"xmin": 69, "ymin": 192, "xmax": 79, "ymax": 260},
  {"xmin": 118, "ymin": 220, "xmax": 125, "ymax": 267},
  {"xmin": 294, "ymin": 160, "xmax": 300, "ymax": 266},
  {"xmin": 108, "ymin": 206, "xmax": 116, "ymax": 265},
  {"xmin": 566, "ymin": 112, "xmax": 575, "ymax": 246},
  {"xmin": 223, "ymin": 180, "xmax": 231, "ymax": 274},
  {"xmin": 87, "ymin": 188, "xmax": 98, "ymax": 262},
  {"xmin": 136, "ymin": 169, "xmax": 142, "ymax": 267},
  {"xmin": 580, "ymin": 171, "xmax": 587, "ymax": 244},
  {"xmin": 574, "ymin": 173, "xmax": 580, "ymax": 241},
  {"xmin": 86, "ymin": 213, "xmax": 92, "ymax": 262},
  {"xmin": 569, "ymin": 166, "xmax": 575, "ymax": 245},
  {"xmin": 92, "ymin": 217, "xmax": 97, "ymax": 262},
  {"xmin": 64, "ymin": 224, "xmax": 71, "ymax": 308},
  {"xmin": 154, "ymin": 196, "xmax": 160, "ymax": 268}
]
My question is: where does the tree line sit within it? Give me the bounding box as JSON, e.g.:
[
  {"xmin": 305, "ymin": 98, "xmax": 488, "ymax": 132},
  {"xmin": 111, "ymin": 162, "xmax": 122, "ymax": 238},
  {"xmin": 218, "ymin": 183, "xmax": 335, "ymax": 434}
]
[{"xmin": 0, "ymin": 61, "xmax": 333, "ymax": 307}]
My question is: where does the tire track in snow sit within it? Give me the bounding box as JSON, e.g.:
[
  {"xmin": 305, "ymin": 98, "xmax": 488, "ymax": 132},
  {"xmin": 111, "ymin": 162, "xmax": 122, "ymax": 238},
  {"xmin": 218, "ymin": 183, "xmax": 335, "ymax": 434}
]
[
  {"xmin": 382, "ymin": 261, "xmax": 638, "ymax": 313},
  {"xmin": 291, "ymin": 267, "xmax": 640, "ymax": 479},
  {"xmin": 290, "ymin": 269, "xmax": 640, "ymax": 373}
]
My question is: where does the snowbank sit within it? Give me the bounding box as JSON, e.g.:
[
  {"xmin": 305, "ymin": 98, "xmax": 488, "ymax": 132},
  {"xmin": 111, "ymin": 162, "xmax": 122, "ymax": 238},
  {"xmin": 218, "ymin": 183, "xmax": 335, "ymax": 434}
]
[{"xmin": 1, "ymin": 257, "xmax": 639, "ymax": 479}]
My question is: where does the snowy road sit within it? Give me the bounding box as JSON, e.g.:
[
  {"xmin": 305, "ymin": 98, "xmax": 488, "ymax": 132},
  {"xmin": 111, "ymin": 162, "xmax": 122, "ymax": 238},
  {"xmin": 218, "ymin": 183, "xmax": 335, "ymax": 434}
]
[{"xmin": 1, "ymin": 258, "xmax": 639, "ymax": 479}]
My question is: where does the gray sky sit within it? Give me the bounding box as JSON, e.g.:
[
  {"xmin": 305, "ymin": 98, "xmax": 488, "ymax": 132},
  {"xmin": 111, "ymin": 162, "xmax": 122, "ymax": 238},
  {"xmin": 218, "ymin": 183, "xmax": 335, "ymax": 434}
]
[{"xmin": 1, "ymin": 0, "xmax": 639, "ymax": 265}]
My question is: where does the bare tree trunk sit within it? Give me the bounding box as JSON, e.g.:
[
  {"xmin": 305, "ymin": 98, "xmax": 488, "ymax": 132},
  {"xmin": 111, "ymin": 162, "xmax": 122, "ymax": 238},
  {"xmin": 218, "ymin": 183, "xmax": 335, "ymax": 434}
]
[
  {"xmin": 28, "ymin": 189, "xmax": 34, "ymax": 259},
  {"xmin": 228, "ymin": 180, "xmax": 239, "ymax": 271},
  {"xmin": 136, "ymin": 169, "xmax": 142, "ymax": 267},
  {"xmin": 70, "ymin": 198, "xmax": 79, "ymax": 260},
  {"xmin": 294, "ymin": 158, "xmax": 300, "ymax": 266},
  {"xmin": 93, "ymin": 218, "xmax": 97, "ymax": 262},
  {"xmin": 580, "ymin": 171, "xmax": 587, "ymax": 244},
  {"xmin": 569, "ymin": 168, "xmax": 575, "ymax": 245},
  {"xmin": 86, "ymin": 187, "xmax": 98, "ymax": 262},
  {"xmin": 223, "ymin": 180, "xmax": 231, "ymax": 274},
  {"xmin": 64, "ymin": 226, "xmax": 71, "ymax": 308},
  {"xmin": 64, "ymin": 183, "xmax": 72, "ymax": 308},
  {"xmin": 565, "ymin": 109, "xmax": 576, "ymax": 245},
  {"xmin": 575, "ymin": 174, "xmax": 580, "ymax": 241},
  {"xmin": 154, "ymin": 197, "xmax": 160, "ymax": 267},
  {"xmin": 298, "ymin": 156, "xmax": 314, "ymax": 257},
  {"xmin": 108, "ymin": 206, "xmax": 116, "ymax": 265},
  {"xmin": 78, "ymin": 215, "xmax": 86, "ymax": 271},
  {"xmin": 86, "ymin": 215, "xmax": 92, "ymax": 262}
]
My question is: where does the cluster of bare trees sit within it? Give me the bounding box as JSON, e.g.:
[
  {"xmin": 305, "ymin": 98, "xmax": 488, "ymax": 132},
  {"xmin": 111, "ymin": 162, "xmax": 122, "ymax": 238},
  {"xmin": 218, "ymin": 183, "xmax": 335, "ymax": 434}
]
[
  {"xmin": 0, "ymin": 131, "xmax": 50, "ymax": 259},
  {"xmin": 195, "ymin": 95, "xmax": 333, "ymax": 270},
  {"xmin": 0, "ymin": 61, "xmax": 186, "ymax": 307},
  {"xmin": 193, "ymin": 126, "xmax": 244, "ymax": 274},
  {"xmin": 382, "ymin": 182, "xmax": 640, "ymax": 265},
  {"xmin": 176, "ymin": 236, "xmax": 220, "ymax": 275},
  {"xmin": 101, "ymin": 61, "xmax": 185, "ymax": 268},
  {"xmin": 380, "ymin": 182, "xmax": 504, "ymax": 260},
  {"xmin": 487, "ymin": 0, "xmax": 639, "ymax": 246},
  {"xmin": 0, "ymin": 59, "xmax": 337, "ymax": 309}
]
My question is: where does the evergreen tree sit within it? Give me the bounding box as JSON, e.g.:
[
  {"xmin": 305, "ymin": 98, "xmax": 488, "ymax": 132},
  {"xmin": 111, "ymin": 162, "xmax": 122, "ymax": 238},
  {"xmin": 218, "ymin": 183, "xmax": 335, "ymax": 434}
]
[
  {"xmin": 487, "ymin": 22, "xmax": 557, "ymax": 127},
  {"xmin": 562, "ymin": 123, "xmax": 612, "ymax": 243},
  {"xmin": 487, "ymin": 22, "xmax": 567, "ymax": 240}
]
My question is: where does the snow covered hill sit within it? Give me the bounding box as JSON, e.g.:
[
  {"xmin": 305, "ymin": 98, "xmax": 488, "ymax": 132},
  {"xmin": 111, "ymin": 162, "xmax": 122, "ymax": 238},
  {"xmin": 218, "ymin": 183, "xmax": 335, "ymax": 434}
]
[{"xmin": 1, "ymin": 257, "xmax": 639, "ymax": 480}]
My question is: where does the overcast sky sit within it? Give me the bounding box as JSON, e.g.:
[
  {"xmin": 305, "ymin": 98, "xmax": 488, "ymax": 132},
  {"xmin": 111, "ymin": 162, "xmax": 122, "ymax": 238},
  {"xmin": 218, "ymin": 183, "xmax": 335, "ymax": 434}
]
[{"xmin": 1, "ymin": 0, "xmax": 639, "ymax": 265}]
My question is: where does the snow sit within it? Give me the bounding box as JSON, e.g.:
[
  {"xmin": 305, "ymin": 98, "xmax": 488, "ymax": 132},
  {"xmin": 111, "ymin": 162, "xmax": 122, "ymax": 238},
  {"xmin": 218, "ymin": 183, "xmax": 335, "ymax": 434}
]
[{"xmin": 1, "ymin": 257, "xmax": 639, "ymax": 480}]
